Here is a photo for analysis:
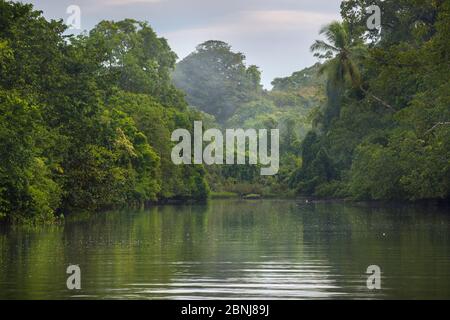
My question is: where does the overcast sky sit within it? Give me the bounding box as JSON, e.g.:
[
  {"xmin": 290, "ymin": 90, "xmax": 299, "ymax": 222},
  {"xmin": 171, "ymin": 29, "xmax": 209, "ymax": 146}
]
[{"xmin": 23, "ymin": 0, "xmax": 342, "ymax": 88}]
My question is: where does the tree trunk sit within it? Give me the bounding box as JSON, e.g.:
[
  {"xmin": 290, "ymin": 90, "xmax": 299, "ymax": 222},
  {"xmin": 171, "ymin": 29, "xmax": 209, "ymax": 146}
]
[
  {"xmin": 359, "ymin": 86, "xmax": 394, "ymax": 111},
  {"xmin": 425, "ymin": 122, "xmax": 450, "ymax": 134}
]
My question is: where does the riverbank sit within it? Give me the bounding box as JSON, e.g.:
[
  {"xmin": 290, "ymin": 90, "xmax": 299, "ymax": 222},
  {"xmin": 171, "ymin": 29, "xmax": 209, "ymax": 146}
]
[{"xmin": 2, "ymin": 194, "xmax": 448, "ymax": 226}]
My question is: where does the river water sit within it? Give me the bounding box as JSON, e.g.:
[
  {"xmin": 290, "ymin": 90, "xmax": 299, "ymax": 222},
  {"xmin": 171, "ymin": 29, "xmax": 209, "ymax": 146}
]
[{"xmin": 0, "ymin": 200, "xmax": 449, "ymax": 299}]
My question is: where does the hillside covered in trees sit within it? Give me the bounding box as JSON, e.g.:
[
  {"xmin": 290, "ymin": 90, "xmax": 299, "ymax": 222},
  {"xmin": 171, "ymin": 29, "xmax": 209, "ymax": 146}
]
[{"xmin": 0, "ymin": 0, "xmax": 449, "ymax": 223}]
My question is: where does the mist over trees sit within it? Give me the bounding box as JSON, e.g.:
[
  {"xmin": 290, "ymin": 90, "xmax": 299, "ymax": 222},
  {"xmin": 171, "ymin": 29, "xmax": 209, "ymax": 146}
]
[
  {"xmin": 172, "ymin": 40, "xmax": 263, "ymax": 123},
  {"xmin": 172, "ymin": 41, "xmax": 324, "ymax": 197},
  {"xmin": 0, "ymin": 0, "xmax": 449, "ymax": 223},
  {"xmin": 172, "ymin": 0, "xmax": 449, "ymax": 202}
]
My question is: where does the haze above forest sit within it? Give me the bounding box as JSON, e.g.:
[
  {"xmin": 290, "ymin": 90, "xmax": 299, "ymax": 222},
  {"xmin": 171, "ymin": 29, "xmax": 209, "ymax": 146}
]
[
  {"xmin": 1, "ymin": 0, "xmax": 449, "ymax": 224},
  {"xmin": 23, "ymin": 0, "xmax": 342, "ymax": 88}
]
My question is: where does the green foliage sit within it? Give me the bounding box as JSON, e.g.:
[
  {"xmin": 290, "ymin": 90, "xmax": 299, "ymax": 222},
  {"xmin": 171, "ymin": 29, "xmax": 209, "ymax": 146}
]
[
  {"xmin": 349, "ymin": 143, "xmax": 403, "ymax": 200},
  {"xmin": 272, "ymin": 63, "xmax": 325, "ymax": 92},
  {"xmin": 341, "ymin": 0, "xmax": 441, "ymax": 45},
  {"xmin": 0, "ymin": 90, "xmax": 60, "ymax": 221},
  {"xmin": 294, "ymin": 0, "xmax": 450, "ymax": 201},
  {"xmin": 0, "ymin": 1, "xmax": 208, "ymax": 222},
  {"xmin": 172, "ymin": 40, "xmax": 263, "ymax": 123},
  {"xmin": 86, "ymin": 19, "xmax": 186, "ymax": 108},
  {"xmin": 1, "ymin": 0, "xmax": 448, "ymax": 224},
  {"xmin": 172, "ymin": 41, "xmax": 323, "ymax": 197}
]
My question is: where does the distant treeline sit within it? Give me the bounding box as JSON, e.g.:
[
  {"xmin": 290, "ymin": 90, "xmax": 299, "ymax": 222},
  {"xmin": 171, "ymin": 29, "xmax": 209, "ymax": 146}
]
[
  {"xmin": 172, "ymin": 0, "xmax": 450, "ymax": 202},
  {"xmin": 172, "ymin": 41, "xmax": 323, "ymax": 197}
]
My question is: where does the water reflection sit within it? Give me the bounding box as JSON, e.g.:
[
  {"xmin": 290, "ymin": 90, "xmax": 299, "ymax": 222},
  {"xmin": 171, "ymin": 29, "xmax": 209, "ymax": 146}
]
[{"xmin": 0, "ymin": 200, "xmax": 449, "ymax": 299}]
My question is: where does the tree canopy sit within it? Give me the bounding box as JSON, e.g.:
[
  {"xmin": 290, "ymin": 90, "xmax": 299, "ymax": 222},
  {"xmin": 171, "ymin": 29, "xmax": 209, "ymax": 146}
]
[
  {"xmin": 292, "ymin": 0, "xmax": 450, "ymax": 201},
  {"xmin": 172, "ymin": 40, "xmax": 263, "ymax": 123},
  {"xmin": 1, "ymin": 0, "xmax": 448, "ymax": 223},
  {"xmin": 0, "ymin": 1, "xmax": 208, "ymax": 223}
]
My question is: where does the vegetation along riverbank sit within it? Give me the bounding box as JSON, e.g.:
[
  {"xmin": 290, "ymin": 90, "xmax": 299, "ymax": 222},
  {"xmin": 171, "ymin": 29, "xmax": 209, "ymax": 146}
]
[{"xmin": 0, "ymin": 0, "xmax": 449, "ymax": 223}]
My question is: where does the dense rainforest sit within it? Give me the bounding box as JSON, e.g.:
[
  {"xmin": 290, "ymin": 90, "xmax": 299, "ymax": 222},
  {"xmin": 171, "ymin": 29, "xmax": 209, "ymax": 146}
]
[
  {"xmin": 172, "ymin": 42, "xmax": 324, "ymax": 197},
  {"xmin": 293, "ymin": 0, "xmax": 450, "ymax": 201},
  {"xmin": 173, "ymin": 0, "xmax": 450, "ymax": 202},
  {"xmin": 0, "ymin": 0, "xmax": 449, "ymax": 223},
  {"xmin": 0, "ymin": 1, "xmax": 208, "ymax": 222}
]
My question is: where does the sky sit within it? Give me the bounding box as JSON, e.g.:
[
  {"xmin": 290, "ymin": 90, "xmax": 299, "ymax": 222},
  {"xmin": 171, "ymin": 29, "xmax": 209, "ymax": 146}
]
[{"xmin": 22, "ymin": 0, "xmax": 342, "ymax": 88}]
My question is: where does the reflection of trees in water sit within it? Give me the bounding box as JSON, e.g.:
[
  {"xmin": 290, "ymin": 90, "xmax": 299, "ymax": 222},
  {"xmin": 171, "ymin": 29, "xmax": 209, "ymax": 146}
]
[{"xmin": 0, "ymin": 201, "xmax": 449, "ymax": 299}]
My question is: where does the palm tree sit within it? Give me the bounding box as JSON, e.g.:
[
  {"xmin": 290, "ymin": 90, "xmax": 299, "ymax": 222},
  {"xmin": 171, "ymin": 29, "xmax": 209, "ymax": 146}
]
[{"xmin": 311, "ymin": 21, "xmax": 393, "ymax": 110}]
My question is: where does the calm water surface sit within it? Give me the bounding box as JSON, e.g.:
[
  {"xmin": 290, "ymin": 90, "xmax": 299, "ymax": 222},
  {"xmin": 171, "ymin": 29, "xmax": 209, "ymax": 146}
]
[{"xmin": 0, "ymin": 200, "xmax": 449, "ymax": 299}]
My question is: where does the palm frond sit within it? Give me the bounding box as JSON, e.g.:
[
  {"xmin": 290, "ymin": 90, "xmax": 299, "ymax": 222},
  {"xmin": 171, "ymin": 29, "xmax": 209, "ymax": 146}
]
[
  {"xmin": 310, "ymin": 40, "xmax": 339, "ymax": 54},
  {"xmin": 320, "ymin": 21, "xmax": 348, "ymax": 51}
]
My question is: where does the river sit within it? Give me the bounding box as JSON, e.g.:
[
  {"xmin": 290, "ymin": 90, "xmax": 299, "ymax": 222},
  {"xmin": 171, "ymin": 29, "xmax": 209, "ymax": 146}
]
[{"xmin": 0, "ymin": 199, "xmax": 449, "ymax": 299}]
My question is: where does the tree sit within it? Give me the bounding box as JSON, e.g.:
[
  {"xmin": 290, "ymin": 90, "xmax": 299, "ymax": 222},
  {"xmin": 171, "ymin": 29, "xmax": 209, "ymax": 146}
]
[
  {"xmin": 86, "ymin": 19, "xmax": 187, "ymax": 109},
  {"xmin": 0, "ymin": 1, "xmax": 209, "ymax": 222},
  {"xmin": 340, "ymin": 0, "xmax": 441, "ymax": 45},
  {"xmin": 296, "ymin": 0, "xmax": 450, "ymax": 201},
  {"xmin": 0, "ymin": 90, "xmax": 61, "ymax": 222},
  {"xmin": 172, "ymin": 40, "xmax": 263, "ymax": 123},
  {"xmin": 310, "ymin": 21, "xmax": 393, "ymax": 113}
]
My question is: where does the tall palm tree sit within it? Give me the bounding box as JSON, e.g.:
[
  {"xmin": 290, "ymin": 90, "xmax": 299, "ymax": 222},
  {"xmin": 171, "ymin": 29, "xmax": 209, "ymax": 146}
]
[{"xmin": 311, "ymin": 21, "xmax": 393, "ymax": 110}]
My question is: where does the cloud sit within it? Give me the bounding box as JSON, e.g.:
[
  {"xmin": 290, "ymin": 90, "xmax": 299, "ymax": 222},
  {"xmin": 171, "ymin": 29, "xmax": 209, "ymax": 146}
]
[
  {"xmin": 163, "ymin": 10, "xmax": 339, "ymax": 56},
  {"xmin": 165, "ymin": 9, "xmax": 337, "ymax": 36},
  {"xmin": 162, "ymin": 9, "xmax": 339, "ymax": 87},
  {"xmin": 163, "ymin": 9, "xmax": 338, "ymax": 49},
  {"xmin": 84, "ymin": 0, "xmax": 162, "ymax": 12},
  {"xmin": 24, "ymin": 0, "xmax": 342, "ymax": 87},
  {"xmin": 95, "ymin": 0, "xmax": 162, "ymax": 5},
  {"xmin": 243, "ymin": 10, "xmax": 339, "ymax": 30}
]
